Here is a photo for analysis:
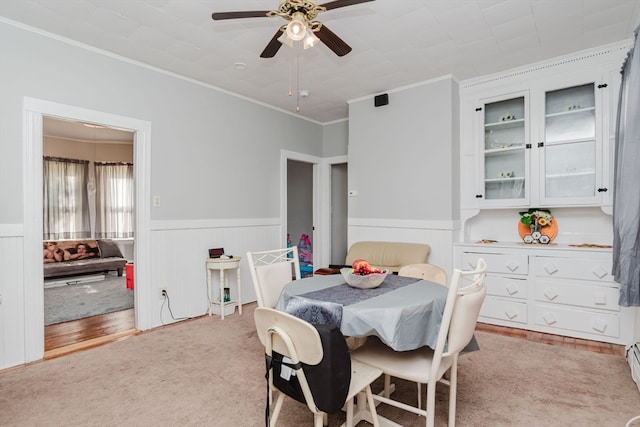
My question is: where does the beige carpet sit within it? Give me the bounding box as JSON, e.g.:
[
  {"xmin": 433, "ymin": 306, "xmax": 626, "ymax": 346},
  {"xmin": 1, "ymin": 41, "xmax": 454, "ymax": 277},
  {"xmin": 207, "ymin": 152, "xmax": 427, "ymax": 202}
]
[{"xmin": 2, "ymin": 302, "xmax": 640, "ymax": 427}]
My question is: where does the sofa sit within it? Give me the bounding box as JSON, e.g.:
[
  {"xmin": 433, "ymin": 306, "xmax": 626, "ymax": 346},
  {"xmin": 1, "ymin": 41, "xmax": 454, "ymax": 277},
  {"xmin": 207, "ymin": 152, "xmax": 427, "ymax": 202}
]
[
  {"xmin": 43, "ymin": 239, "xmax": 127, "ymax": 280},
  {"xmin": 316, "ymin": 241, "xmax": 431, "ymax": 275}
]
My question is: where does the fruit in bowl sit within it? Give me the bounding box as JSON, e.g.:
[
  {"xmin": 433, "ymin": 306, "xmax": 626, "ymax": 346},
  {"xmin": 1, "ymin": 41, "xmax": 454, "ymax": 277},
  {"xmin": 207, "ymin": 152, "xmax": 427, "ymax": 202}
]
[
  {"xmin": 351, "ymin": 259, "xmax": 385, "ymax": 275},
  {"xmin": 341, "ymin": 259, "xmax": 388, "ymax": 289}
]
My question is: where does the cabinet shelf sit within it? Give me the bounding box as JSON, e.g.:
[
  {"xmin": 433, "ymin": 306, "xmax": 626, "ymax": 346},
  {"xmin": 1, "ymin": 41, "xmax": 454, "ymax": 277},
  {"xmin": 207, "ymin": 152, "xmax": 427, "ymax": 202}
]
[
  {"xmin": 485, "ymin": 118, "xmax": 525, "ymax": 129},
  {"xmin": 545, "ymin": 171, "xmax": 595, "ymax": 179},
  {"xmin": 485, "ymin": 177, "xmax": 525, "ymax": 183},
  {"xmin": 484, "ymin": 145, "xmax": 525, "ymax": 156},
  {"xmin": 546, "ymin": 106, "xmax": 595, "ymax": 118}
]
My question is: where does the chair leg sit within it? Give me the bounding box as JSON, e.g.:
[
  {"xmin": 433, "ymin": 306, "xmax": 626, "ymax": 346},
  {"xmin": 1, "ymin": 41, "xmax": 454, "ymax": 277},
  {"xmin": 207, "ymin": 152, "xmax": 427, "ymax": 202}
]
[
  {"xmin": 345, "ymin": 398, "xmax": 354, "ymax": 427},
  {"xmin": 270, "ymin": 393, "xmax": 285, "ymax": 427},
  {"xmin": 426, "ymin": 381, "xmax": 436, "ymax": 427},
  {"xmin": 417, "ymin": 382, "xmax": 422, "ymax": 410},
  {"xmin": 323, "ymin": 412, "xmax": 328, "ymax": 426},
  {"xmin": 365, "ymin": 385, "xmax": 380, "ymax": 427},
  {"xmin": 448, "ymin": 360, "xmax": 459, "ymax": 427},
  {"xmin": 314, "ymin": 413, "xmax": 324, "ymax": 427},
  {"xmin": 383, "ymin": 374, "xmax": 391, "ymax": 398}
]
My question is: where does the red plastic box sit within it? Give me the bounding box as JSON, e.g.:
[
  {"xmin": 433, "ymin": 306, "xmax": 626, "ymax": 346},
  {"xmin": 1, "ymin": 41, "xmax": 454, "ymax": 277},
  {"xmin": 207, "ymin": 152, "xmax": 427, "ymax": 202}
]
[{"xmin": 125, "ymin": 263, "xmax": 134, "ymax": 289}]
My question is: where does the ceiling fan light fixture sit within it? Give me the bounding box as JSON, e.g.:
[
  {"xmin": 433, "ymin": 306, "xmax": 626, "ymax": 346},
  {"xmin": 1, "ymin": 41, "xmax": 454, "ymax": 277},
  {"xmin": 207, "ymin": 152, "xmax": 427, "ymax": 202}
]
[
  {"xmin": 303, "ymin": 28, "xmax": 319, "ymax": 49},
  {"xmin": 286, "ymin": 13, "xmax": 306, "ymax": 41},
  {"xmin": 277, "ymin": 31, "xmax": 294, "ymax": 48}
]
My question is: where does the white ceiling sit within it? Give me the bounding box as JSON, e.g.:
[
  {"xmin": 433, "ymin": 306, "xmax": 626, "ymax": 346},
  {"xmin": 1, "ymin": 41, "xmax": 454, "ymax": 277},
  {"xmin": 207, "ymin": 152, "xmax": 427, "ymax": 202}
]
[{"xmin": 2, "ymin": 0, "xmax": 640, "ymax": 126}]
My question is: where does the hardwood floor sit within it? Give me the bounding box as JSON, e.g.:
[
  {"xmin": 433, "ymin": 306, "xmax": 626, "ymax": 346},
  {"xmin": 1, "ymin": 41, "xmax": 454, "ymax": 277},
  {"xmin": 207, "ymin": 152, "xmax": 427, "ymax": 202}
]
[
  {"xmin": 44, "ymin": 308, "xmax": 137, "ymax": 359},
  {"xmin": 475, "ymin": 322, "xmax": 626, "ymax": 357},
  {"xmin": 43, "ymin": 308, "xmax": 626, "ymax": 359}
]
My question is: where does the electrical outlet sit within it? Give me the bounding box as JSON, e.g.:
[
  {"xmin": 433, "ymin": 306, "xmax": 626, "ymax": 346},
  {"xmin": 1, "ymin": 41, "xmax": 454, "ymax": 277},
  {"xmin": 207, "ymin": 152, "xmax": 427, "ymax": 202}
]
[{"xmin": 160, "ymin": 288, "xmax": 167, "ymax": 298}]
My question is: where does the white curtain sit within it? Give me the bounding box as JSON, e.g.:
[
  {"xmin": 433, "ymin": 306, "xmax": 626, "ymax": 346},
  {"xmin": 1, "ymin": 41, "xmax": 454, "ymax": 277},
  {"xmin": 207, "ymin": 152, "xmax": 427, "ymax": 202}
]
[
  {"xmin": 43, "ymin": 157, "xmax": 90, "ymax": 240},
  {"xmin": 613, "ymin": 25, "xmax": 640, "ymax": 307},
  {"xmin": 95, "ymin": 162, "xmax": 134, "ymax": 239}
]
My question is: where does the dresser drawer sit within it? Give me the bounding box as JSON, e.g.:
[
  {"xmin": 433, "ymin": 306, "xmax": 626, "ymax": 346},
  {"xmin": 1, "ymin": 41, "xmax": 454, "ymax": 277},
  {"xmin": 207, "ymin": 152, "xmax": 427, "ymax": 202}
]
[
  {"xmin": 534, "ymin": 256, "xmax": 614, "ymax": 282},
  {"xmin": 486, "ymin": 274, "xmax": 527, "ymax": 300},
  {"xmin": 535, "ymin": 280, "xmax": 620, "ymax": 312},
  {"xmin": 533, "ymin": 303, "xmax": 620, "ymax": 339},
  {"xmin": 461, "ymin": 252, "xmax": 528, "ymax": 276},
  {"xmin": 480, "ymin": 296, "xmax": 528, "ymax": 324}
]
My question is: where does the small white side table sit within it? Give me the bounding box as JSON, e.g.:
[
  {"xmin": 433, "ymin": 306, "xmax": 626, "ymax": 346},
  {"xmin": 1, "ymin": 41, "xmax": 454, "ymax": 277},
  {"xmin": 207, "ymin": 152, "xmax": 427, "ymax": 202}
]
[{"xmin": 206, "ymin": 257, "xmax": 242, "ymax": 319}]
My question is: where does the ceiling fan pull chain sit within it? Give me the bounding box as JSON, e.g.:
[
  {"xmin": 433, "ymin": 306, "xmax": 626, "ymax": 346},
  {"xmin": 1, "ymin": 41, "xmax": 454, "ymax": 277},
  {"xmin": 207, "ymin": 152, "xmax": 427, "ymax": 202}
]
[{"xmin": 296, "ymin": 53, "xmax": 301, "ymax": 112}]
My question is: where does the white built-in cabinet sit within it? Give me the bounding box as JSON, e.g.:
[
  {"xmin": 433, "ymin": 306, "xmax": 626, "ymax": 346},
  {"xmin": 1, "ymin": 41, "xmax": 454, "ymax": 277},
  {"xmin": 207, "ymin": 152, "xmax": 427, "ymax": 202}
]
[
  {"xmin": 457, "ymin": 43, "xmax": 636, "ymax": 345},
  {"xmin": 474, "ymin": 71, "xmax": 611, "ymax": 209},
  {"xmin": 455, "ymin": 244, "xmax": 633, "ymax": 345}
]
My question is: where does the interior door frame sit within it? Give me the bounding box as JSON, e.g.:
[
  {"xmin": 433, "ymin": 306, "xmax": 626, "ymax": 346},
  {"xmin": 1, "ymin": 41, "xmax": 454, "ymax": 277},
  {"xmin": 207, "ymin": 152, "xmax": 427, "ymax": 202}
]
[
  {"xmin": 281, "ymin": 150, "xmax": 322, "ymax": 268},
  {"xmin": 321, "ymin": 155, "xmax": 348, "ymax": 266},
  {"xmin": 22, "ymin": 98, "xmax": 151, "ymax": 363},
  {"xmin": 280, "ymin": 151, "xmax": 348, "ymax": 269}
]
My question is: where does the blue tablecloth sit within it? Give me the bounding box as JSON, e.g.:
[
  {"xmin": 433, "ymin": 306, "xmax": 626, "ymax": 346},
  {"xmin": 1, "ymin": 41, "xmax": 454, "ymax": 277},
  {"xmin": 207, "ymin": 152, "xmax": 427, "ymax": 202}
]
[{"xmin": 275, "ymin": 274, "xmax": 451, "ymax": 352}]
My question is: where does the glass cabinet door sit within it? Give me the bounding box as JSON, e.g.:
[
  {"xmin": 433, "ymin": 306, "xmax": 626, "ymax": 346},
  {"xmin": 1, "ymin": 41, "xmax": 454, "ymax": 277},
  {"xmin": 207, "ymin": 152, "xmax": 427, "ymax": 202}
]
[
  {"xmin": 541, "ymin": 83, "xmax": 598, "ymax": 203},
  {"xmin": 482, "ymin": 95, "xmax": 528, "ymax": 204}
]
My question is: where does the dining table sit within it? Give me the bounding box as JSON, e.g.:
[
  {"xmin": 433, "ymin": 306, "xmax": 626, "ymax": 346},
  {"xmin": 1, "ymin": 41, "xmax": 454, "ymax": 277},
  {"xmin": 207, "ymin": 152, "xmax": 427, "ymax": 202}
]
[
  {"xmin": 275, "ymin": 272, "xmax": 479, "ymax": 427},
  {"xmin": 275, "ymin": 272, "xmax": 452, "ymax": 352}
]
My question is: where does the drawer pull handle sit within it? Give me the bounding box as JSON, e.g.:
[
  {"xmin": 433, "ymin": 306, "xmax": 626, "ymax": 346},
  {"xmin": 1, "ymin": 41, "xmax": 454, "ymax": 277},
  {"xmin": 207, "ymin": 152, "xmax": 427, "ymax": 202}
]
[
  {"xmin": 544, "ymin": 263, "xmax": 559, "ymax": 275},
  {"xmin": 505, "ymin": 308, "xmax": 519, "ymax": 319},
  {"xmin": 506, "ymin": 261, "xmax": 520, "ymax": 272},
  {"xmin": 544, "ymin": 288, "xmax": 558, "ymax": 301},
  {"xmin": 592, "ymin": 266, "xmax": 608, "ymax": 279},
  {"xmin": 506, "ymin": 284, "xmax": 519, "ymax": 295},
  {"xmin": 593, "ymin": 292, "xmax": 607, "ymax": 305},
  {"xmin": 592, "ymin": 319, "xmax": 607, "ymax": 333},
  {"xmin": 543, "ymin": 313, "xmax": 557, "ymax": 325}
]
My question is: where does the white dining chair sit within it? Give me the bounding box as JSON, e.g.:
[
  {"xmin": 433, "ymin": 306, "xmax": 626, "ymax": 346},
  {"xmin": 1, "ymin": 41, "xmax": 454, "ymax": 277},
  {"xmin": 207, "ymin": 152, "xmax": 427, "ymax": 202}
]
[
  {"xmin": 247, "ymin": 247, "xmax": 300, "ymax": 308},
  {"xmin": 351, "ymin": 258, "xmax": 487, "ymax": 427},
  {"xmin": 398, "ymin": 263, "xmax": 448, "ymax": 286},
  {"xmin": 397, "ymin": 262, "xmax": 449, "ymax": 409},
  {"xmin": 254, "ymin": 307, "xmax": 382, "ymax": 427}
]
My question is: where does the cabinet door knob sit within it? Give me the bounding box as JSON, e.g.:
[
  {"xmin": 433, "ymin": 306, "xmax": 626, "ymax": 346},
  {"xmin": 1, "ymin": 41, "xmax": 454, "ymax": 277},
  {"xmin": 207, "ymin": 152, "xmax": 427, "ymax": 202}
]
[
  {"xmin": 537, "ymin": 142, "xmax": 545, "ymax": 148},
  {"xmin": 597, "ymin": 188, "xmax": 608, "ymax": 192},
  {"xmin": 597, "ymin": 83, "xmax": 608, "ymax": 89},
  {"xmin": 475, "ymin": 194, "xmax": 483, "ymax": 198}
]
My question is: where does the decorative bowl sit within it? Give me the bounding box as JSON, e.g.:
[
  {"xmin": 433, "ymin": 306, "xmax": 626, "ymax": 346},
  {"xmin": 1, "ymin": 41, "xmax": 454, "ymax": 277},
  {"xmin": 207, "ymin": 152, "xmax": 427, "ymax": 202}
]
[{"xmin": 340, "ymin": 268, "xmax": 388, "ymax": 289}]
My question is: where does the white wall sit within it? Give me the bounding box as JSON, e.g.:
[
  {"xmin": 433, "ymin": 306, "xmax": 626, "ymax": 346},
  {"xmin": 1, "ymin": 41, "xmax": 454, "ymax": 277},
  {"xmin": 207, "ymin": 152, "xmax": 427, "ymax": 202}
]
[
  {"xmin": 347, "ymin": 77, "xmax": 460, "ymax": 273},
  {"xmin": 0, "ymin": 20, "xmax": 324, "ymax": 369}
]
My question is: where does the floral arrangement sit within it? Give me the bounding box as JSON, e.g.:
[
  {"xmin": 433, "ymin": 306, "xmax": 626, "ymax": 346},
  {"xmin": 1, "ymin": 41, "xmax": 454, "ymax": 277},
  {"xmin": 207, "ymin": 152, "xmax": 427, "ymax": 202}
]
[
  {"xmin": 519, "ymin": 209, "xmax": 553, "ymax": 228},
  {"xmin": 519, "ymin": 208, "xmax": 553, "ymax": 244}
]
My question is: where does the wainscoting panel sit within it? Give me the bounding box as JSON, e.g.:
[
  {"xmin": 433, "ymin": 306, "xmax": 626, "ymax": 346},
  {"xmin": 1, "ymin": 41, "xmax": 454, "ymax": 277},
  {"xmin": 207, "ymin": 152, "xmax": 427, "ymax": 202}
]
[
  {"xmin": 147, "ymin": 219, "xmax": 281, "ymax": 328},
  {"xmin": 0, "ymin": 235, "xmax": 26, "ymax": 370},
  {"xmin": 348, "ymin": 218, "xmax": 459, "ymax": 275}
]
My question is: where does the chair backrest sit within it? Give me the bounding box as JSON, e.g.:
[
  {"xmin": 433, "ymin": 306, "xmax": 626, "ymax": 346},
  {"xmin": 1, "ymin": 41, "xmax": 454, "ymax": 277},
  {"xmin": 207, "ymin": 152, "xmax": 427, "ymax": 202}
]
[
  {"xmin": 247, "ymin": 247, "xmax": 301, "ymax": 308},
  {"xmin": 398, "ymin": 263, "xmax": 447, "ymax": 286},
  {"xmin": 433, "ymin": 258, "xmax": 487, "ymax": 364},
  {"xmin": 254, "ymin": 307, "xmax": 324, "ymax": 414}
]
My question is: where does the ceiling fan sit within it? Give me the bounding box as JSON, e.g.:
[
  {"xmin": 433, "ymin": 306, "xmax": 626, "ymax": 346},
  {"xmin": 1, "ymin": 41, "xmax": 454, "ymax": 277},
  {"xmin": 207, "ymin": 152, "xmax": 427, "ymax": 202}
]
[{"xmin": 212, "ymin": 0, "xmax": 375, "ymax": 58}]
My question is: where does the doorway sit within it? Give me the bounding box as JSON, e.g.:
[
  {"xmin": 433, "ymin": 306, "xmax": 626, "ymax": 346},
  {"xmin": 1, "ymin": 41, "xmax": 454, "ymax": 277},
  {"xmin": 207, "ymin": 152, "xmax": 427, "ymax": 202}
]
[
  {"xmin": 42, "ymin": 116, "xmax": 136, "ymax": 352},
  {"xmin": 282, "ymin": 151, "xmax": 348, "ymax": 271},
  {"xmin": 287, "ymin": 159, "xmax": 313, "ymax": 269},
  {"xmin": 23, "ymin": 98, "xmax": 152, "ymax": 363}
]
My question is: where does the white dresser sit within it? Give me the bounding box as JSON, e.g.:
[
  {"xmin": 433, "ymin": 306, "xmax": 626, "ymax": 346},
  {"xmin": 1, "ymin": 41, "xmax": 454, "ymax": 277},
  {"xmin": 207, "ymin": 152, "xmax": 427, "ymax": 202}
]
[{"xmin": 454, "ymin": 243, "xmax": 634, "ymax": 345}]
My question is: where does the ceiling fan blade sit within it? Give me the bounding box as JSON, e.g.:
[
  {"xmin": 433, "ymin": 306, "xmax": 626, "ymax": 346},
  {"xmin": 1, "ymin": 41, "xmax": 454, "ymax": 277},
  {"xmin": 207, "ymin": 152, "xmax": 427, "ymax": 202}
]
[
  {"xmin": 316, "ymin": 25, "xmax": 352, "ymax": 57},
  {"xmin": 211, "ymin": 10, "xmax": 271, "ymax": 20},
  {"xmin": 260, "ymin": 30, "xmax": 284, "ymax": 58},
  {"xmin": 321, "ymin": 0, "xmax": 375, "ymax": 11}
]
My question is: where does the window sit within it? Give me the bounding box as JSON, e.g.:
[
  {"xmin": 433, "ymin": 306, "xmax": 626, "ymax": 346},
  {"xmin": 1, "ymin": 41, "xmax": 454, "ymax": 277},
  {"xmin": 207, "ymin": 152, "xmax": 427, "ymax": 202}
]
[
  {"xmin": 43, "ymin": 157, "xmax": 90, "ymax": 240},
  {"xmin": 95, "ymin": 162, "xmax": 134, "ymax": 239}
]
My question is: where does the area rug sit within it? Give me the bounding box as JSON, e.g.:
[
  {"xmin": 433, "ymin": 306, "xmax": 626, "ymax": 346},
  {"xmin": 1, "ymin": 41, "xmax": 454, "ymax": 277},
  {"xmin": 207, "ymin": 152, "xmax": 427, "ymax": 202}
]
[{"xmin": 44, "ymin": 275, "xmax": 133, "ymax": 325}]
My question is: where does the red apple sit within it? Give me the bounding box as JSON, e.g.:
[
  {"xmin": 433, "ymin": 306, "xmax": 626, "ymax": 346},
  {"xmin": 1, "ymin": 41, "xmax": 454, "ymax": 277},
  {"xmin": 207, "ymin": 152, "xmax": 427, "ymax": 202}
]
[{"xmin": 352, "ymin": 259, "xmax": 372, "ymax": 275}]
